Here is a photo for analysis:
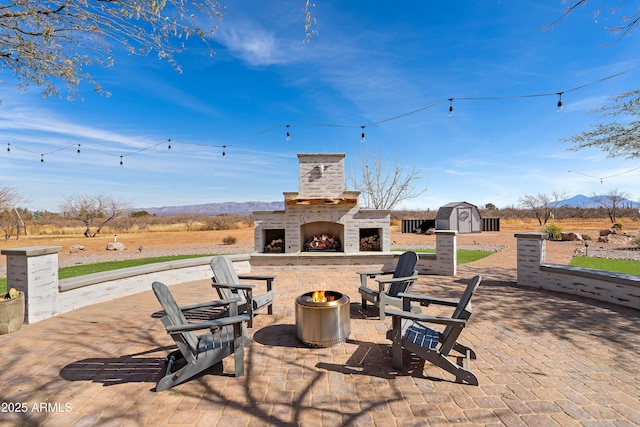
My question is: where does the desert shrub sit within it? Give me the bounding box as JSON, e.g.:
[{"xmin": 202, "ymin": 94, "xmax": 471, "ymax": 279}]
[
  {"xmin": 613, "ymin": 222, "xmax": 623, "ymax": 230},
  {"xmin": 633, "ymin": 234, "xmax": 640, "ymax": 248},
  {"xmin": 222, "ymin": 235, "xmax": 237, "ymax": 245},
  {"xmin": 540, "ymin": 223, "xmax": 563, "ymax": 240}
]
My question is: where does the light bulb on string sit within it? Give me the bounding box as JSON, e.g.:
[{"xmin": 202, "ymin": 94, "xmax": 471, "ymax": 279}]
[
  {"xmin": 7, "ymin": 143, "xmax": 10, "ymax": 153},
  {"xmin": 119, "ymin": 156, "xmax": 123, "ymax": 167},
  {"xmin": 556, "ymin": 92, "xmax": 564, "ymax": 112},
  {"xmin": 286, "ymin": 125, "xmax": 291, "ymax": 141},
  {"xmin": 360, "ymin": 126, "xmax": 366, "ymax": 143},
  {"xmin": 222, "ymin": 146, "xmax": 226, "ymax": 158},
  {"xmin": 40, "ymin": 154, "xmax": 44, "ymax": 163},
  {"xmin": 77, "ymin": 144, "xmax": 81, "ymax": 155},
  {"xmin": 448, "ymin": 98, "xmax": 454, "ymax": 117},
  {"xmin": 167, "ymin": 138, "xmax": 172, "ymax": 151}
]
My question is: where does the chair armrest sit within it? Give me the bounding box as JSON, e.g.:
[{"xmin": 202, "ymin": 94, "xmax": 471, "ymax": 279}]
[
  {"xmin": 357, "ymin": 270, "xmax": 393, "ymax": 277},
  {"xmin": 396, "ymin": 292, "xmax": 458, "ymax": 307},
  {"xmin": 165, "ymin": 313, "xmax": 251, "ymax": 333},
  {"xmin": 179, "ymin": 297, "xmax": 242, "ymax": 312},
  {"xmin": 376, "ymin": 275, "xmax": 419, "ymax": 285},
  {"xmin": 238, "ymin": 274, "xmax": 275, "ymax": 281},
  {"xmin": 211, "ymin": 281, "xmax": 255, "ymax": 290},
  {"xmin": 237, "ymin": 275, "xmax": 275, "ymax": 291},
  {"xmin": 384, "ymin": 309, "xmax": 467, "ymax": 327}
]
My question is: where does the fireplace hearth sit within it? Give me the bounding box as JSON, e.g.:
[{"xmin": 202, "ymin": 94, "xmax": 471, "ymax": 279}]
[{"xmin": 253, "ymin": 153, "xmax": 391, "ymax": 254}]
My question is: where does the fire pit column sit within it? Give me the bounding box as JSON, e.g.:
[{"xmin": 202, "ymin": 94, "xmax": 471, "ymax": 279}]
[{"xmin": 295, "ymin": 291, "xmax": 350, "ymax": 347}]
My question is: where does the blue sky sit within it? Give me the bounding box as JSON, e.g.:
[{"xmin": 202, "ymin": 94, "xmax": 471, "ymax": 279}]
[{"xmin": 1, "ymin": 1, "xmax": 640, "ymax": 212}]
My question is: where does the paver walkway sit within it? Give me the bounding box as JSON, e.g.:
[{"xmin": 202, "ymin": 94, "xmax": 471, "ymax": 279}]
[{"xmin": 0, "ymin": 263, "xmax": 638, "ymax": 426}]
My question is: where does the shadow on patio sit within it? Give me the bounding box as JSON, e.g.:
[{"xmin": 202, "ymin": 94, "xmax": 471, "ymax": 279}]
[{"xmin": 0, "ymin": 265, "xmax": 638, "ymax": 426}]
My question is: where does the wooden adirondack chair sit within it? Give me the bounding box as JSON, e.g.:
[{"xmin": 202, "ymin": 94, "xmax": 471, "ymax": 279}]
[
  {"xmin": 152, "ymin": 281, "xmax": 251, "ymax": 392},
  {"xmin": 385, "ymin": 275, "xmax": 482, "ymax": 385},
  {"xmin": 357, "ymin": 251, "xmax": 419, "ymax": 320},
  {"xmin": 210, "ymin": 256, "xmax": 276, "ymax": 328}
]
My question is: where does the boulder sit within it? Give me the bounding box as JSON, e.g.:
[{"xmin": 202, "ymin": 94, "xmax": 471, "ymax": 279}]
[
  {"xmin": 106, "ymin": 242, "xmax": 126, "ymax": 251},
  {"xmin": 561, "ymin": 232, "xmax": 583, "ymax": 242},
  {"xmin": 69, "ymin": 244, "xmax": 86, "ymax": 253}
]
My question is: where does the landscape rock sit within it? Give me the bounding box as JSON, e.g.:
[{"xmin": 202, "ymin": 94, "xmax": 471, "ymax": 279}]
[
  {"xmin": 106, "ymin": 242, "xmax": 126, "ymax": 251},
  {"xmin": 599, "ymin": 228, "xmax": 617, "ymax": 236},
  {"xmin": 69, "ymin": 245, "xmax": 86, "ymax": 253},
  {"xmin": 561, "ymin": 232, "xmax": 583, "ymax": 242}
]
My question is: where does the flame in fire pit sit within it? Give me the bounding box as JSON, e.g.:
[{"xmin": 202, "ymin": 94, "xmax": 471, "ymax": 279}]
[{"xmin": 311, "ymin": 290, "xmax": 335, "ymax": 302}]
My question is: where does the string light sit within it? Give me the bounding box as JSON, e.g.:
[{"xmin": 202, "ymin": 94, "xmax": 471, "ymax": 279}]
[
  {"xmin": 2, "ymin": 65, "xmax": 638, "ymax": 165},
  {"xmin": 557, "ymin": 92, "xmax": 564, "ymax": 112}
]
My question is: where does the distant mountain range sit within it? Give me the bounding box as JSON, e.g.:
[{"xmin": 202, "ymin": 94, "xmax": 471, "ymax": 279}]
[
  {"xmin": 556, "ymin": 194, "xmax": 640, "ymax": 209},
  {"xmin": 142, "ymin": 201, "xmax": 284, "ymax": 216},
  {"xmin": 140, "ymin": 194, "xmax": 639, "ymax": 216}
]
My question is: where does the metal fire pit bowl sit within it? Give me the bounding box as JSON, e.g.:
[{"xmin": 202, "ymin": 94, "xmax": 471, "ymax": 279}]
[{"xmin": 295, "ymin": 291, "xmax": 351, "ymax": 347}]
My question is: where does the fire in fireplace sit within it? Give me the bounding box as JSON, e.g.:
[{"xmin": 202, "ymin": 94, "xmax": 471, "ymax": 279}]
[{"xmin": 304, "ymin": 234, "xmax": 341, "ymax": 251}]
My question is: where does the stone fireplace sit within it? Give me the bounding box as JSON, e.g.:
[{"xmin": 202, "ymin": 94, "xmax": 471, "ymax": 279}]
[{"xmin": 254, "ymin": 153, "xmax": 391, "ymax": 254}]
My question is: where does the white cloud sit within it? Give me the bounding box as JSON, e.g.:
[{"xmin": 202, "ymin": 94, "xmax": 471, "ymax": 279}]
[{"xmin": 216, "ymin": 23, "xmax": 288, "ymax": 66}]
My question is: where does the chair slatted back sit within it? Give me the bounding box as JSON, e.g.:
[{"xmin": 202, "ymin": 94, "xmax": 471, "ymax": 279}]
[
  {"xmin": 387, "ymin": 251, "xmax": 419, "ymax": 297},
  {"xmin": 210, "ymin": 256, "xmax": 247, "ymax": 304},
  {"xmin": 152, "ymin": 281, "xmax": 199, "ymax": 355},
  {"xmin": 439, "ymin": 276, "xmax": 481, "ymax": 355}
]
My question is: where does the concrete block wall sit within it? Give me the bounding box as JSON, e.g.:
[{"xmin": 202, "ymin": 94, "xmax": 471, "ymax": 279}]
[
  {"xmin": 516, "ymin": 232, "xmax": 640, "ymax": 310},
  {"xmin": 0, "ymin": 250, "xmax": 255, "ymax": 324}
]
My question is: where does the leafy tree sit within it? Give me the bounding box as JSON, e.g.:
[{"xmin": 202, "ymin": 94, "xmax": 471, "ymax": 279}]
[
  {"xmin": 518, "ymin": 190, "xmax": 569, "ymax": 226},
  {"xmin": 484, "ymin": 203, "xmax": 497, "ymax": 210},
  {"xmin": 564, "ymin": 90, "xmax": 640, "ymax": 159},
  {"xmin": 547, "ymin": 3, "xmax": 639, "ymax": 159},
  {"xmin": 349, "ymin": 152, "xmax": 429, "ymax": 210},
  {"xmin": 59, "ymin": 194, "xmax": 130, "ymax": 237},
  {"xmin": 0, "ymin": 1, "xmax": 316, "ymax": 100},
  {"xmin": 592, "ymin": 188, "xmax": 632, "ymax": 224}
]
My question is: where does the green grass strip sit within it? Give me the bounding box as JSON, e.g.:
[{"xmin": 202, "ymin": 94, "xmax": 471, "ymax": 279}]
[
  {"xmin": 569, "ymin": 256, "xmax": 640, "ymax": 275},
  {"xmin": 394, "ymin": 249, "xmax": 495, "ymax": 265}
]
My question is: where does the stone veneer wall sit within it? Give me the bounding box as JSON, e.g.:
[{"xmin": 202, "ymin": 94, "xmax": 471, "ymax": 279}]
[{"xmin": 516, "ymin": 232, "xmax": 640, "ymax": 309}]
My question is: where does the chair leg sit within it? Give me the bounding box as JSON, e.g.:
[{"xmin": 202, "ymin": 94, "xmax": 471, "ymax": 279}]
[
  {"xmin": 423, "ymin": 352, "xmax": 478, "ymax": 386},
  {"xmin": 391, "ymin": 317, "xmax": 403, "ymax": 370}
]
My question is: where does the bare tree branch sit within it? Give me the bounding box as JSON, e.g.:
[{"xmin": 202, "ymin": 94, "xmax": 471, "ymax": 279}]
[{"xmin": 349, "ymin": 153, "xmax": 428, "ymax": 210}]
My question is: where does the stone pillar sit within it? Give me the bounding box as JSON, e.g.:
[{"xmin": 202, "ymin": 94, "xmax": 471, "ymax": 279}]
[
  {"xmin": 434, "ymin": 230, "xmax": 457, "ymax": 276},
  {"xmin": 516, "ymin": 232, "xmax": 546, "ymax": 286},
  {"xmin": 1, "ymin": 246, "xmax": 61, "ymax": 324}
]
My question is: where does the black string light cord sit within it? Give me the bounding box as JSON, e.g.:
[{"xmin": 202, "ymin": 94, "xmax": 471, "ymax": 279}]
[{"xmin": 4, "ymin": 64, "xmax": 640, "ymax": 164}]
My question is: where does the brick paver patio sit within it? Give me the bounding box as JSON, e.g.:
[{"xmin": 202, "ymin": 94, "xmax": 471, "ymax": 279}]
[{"xmin": 1, "ymin": 263, "xmax": 638, "ymax": 426}]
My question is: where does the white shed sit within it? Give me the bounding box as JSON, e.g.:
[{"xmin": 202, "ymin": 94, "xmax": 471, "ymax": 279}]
[{"xmin": 436, "ymin": 201, "xmax": 482, "ymax": 233}]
